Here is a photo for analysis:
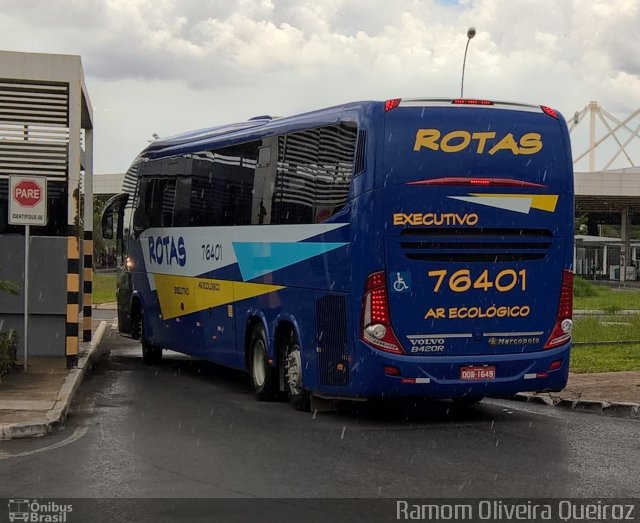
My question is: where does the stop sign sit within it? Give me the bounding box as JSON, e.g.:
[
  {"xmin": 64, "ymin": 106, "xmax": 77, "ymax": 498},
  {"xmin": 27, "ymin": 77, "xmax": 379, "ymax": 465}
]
[
  {"xmin": 9, "ymin": 175, "xmax": 47, "ymax": 226},
  {"xmin": 14, "ymin": 179, "xmax": 43, "ymax": 207}
]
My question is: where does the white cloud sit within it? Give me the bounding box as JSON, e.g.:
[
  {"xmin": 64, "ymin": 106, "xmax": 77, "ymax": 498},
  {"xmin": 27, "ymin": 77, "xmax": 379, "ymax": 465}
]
[{"xmin": 0, "ymin": 0, "xmax": 637, "ymax": 172}]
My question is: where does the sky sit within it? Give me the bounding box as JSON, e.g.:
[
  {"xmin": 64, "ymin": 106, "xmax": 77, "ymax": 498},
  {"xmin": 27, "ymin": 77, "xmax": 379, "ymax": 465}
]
[{"xmin": 0, "ymin": 0, "xmax": 639, "ymax": 174}]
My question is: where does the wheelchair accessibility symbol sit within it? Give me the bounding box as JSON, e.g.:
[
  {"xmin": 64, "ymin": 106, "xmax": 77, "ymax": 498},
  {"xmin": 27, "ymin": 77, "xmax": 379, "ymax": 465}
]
[{"xmin": 392, "ymin": 271, "xmax": 411, "ymax": 293}]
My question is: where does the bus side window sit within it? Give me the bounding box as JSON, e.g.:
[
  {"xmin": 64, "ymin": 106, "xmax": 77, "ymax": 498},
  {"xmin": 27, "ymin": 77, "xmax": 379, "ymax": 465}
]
[
  {"xmin": 133, "ymin": 177, "xmax": 177, "ymax": 231},
  {"xmin": 188, "ymin": 143, "xmax": 258, "ymax": 227},
  {"xmin": 271, "ymin": 123, "xmax": 357, "ymax": 225},
  {"xmin": 147, "ymin": 178, "xmax": 176, "ymax": 227},
  {"xmin": 132, "ymin": 178, "xmax": 150, "ymax": 235},
  {"xmin": 189, "ymin": 160, "xmax": 216, "ymax": 226},
  {"xmin": 173, "ymin": 177, "xmax": 191, "ymax": 227},
  {"xmin": 272, "ymin": 134, "xmax": 314, "ymax": 225},
  {"xmin": 160, "ymin": 180, "xmax": 176, "ymax": 226},
  {"xmin": 314, "ymin": 123, "xmax": 357, "ymax": 222}
]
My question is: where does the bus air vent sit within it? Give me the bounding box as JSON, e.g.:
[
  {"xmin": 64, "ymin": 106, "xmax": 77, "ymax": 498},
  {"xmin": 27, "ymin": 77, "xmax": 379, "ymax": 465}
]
[
  {"xmin": 316, "ymin": 294, "xmax": 349, "ymax": 387},
  {"xmin": 399, "ymin": 228, "xmax": 552, "ymax": 263}
]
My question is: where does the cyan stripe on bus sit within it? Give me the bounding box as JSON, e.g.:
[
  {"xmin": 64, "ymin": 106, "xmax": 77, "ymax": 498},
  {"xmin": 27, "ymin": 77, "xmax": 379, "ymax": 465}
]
[
  {"xmin": 233, "ymin": 241, "xmax": 349, "ymax": 281},
  {"xmin": 139, "ymin": 223, "xmax": 350, "ymax": 285}
]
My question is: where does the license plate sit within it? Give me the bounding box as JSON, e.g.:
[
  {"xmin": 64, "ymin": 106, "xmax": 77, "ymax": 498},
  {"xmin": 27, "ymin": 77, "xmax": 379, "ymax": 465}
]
[{"xmin": 460, "ymin": 366, "xmax": 496, "ymax": 380}]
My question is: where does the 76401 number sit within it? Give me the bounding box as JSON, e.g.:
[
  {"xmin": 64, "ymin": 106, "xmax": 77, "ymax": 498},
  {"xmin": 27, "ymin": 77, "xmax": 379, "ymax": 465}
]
[{"xmin": 427, "ymin": 268, "xmax": 526, "ymax": 293}]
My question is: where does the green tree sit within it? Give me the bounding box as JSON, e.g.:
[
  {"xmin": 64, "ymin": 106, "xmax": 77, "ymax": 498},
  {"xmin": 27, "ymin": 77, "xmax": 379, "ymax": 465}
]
[
  {"xmin": 0, "ymin": 269, "xmax": 19, "ymax": 295},
  {"xmin": 575, "ymin": 214, "xmax": 588, "ymax": 235},
  {"xmin": 93, "ymin": 196, "xmax": 107, "ymax": 261},
  {"xmin": 0, "ymin": 269, "xmax": 19, "ymax": 379}
]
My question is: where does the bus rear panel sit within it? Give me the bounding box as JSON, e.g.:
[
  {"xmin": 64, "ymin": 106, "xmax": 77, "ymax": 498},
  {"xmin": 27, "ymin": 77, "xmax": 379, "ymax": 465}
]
[{"xmin": 353, "ymin": 99, "xmax": 573, "ymax": 399}]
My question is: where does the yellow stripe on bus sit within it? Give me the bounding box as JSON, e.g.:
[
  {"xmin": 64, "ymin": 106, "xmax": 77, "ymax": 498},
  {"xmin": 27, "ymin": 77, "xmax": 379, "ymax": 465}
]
[
  {"xmin": 468, "ymin": 193, "xmax": 559, "ymax": 213},
  {"xmin": 153, "ymin": 274, "xmax": 285, "ymax": 320}
]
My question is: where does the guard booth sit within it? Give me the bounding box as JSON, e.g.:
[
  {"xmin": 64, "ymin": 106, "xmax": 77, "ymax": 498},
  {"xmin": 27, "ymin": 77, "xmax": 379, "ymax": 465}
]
[{"xmin": 0, "ymin": 51, "xmax": 94, "ymax": 368}]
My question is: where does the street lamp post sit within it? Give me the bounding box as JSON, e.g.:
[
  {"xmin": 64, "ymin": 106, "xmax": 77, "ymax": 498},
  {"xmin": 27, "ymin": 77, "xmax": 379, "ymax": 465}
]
[{"xmin": 460, "ymin": 26, "xmax": 476, "ymax": 98}]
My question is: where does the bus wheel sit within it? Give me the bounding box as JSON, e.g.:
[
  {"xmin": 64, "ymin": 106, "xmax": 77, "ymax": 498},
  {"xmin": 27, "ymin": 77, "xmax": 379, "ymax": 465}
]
[
  {"xmin": 284, "ymin": 334, "xmax": 311, "ymax": 412},
  {"xmin": 249, "ymin": 325, "xmax": 279, "ymax": 401},
  {"xmin": 140, "ymin": 314, "xmax": 162, "ymax": 365}
]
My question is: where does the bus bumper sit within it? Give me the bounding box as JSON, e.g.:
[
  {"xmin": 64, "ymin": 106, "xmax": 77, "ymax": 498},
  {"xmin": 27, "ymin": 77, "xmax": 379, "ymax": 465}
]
[{"xmin": 348, "ymin": 341, "xmax": 572, "ymax": 399}]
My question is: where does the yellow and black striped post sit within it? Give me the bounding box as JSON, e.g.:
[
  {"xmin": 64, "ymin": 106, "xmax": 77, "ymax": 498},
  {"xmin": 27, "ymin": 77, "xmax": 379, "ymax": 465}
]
[
  {"xmin": 82, "ymin": 230, "xmax": 93, "ymax": 342},
  {"xmin": 66, "ymin": 227, "xmax": 80, "ymax": 368}
]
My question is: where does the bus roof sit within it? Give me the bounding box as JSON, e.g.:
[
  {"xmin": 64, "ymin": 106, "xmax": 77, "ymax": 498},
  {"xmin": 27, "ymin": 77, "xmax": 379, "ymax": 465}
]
[
  {"xmin": 141, "ymin": 98, "xmax": 556, "ymax": 159},
  {"xmin": 143, "ymin": 100, "xmax": 370, "ymax": 159}
]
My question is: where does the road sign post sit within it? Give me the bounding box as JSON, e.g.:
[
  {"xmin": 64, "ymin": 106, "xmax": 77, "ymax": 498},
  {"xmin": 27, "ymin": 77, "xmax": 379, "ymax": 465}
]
[{"xmin": 8, "ymin": 175, "xmax": 47, "ymax": 371}]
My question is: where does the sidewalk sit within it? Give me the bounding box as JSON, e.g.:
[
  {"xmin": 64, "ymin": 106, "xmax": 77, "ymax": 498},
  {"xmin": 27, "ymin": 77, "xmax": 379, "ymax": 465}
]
[
  {"xmin": 0, "ymin": 321, "xmax": 108, "ymax": 439},
  {"xmin": 1, "ymin": 326, "xmax": 639, "ymax": 439}
]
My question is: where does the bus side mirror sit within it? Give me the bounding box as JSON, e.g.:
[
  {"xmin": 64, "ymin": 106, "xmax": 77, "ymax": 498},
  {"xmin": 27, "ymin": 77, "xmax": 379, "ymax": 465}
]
[{"xmin": 102, "ymin": 211, "xmax": 114, "ymax": 240}]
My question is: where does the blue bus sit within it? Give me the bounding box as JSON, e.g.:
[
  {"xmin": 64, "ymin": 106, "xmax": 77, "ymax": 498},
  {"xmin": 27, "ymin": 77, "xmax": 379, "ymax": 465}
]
[{"xmin": 102, "ymin": 98, "xmax": 574, "ymax": 410}]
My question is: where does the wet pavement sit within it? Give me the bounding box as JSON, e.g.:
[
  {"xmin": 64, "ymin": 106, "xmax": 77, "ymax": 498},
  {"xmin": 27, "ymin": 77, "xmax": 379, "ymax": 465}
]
[
  {"xmin": 1, "ymin": 305, "xmax": 639, "ymax": 440},
  {"xmin": 1, "ymin": 332, "xmax": 639, "ymax": 500}
]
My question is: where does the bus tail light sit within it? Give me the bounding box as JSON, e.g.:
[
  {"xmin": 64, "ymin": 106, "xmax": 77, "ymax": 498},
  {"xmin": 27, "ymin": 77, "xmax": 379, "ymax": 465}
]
[
  {"xmin": 544, "ymin": 270, "xmax": 573, "ymax": 349},
  {"xmin": 385, "ymin": 99, "xmax": 402, "ymax": 112},
  {"xmin": 452, "ymin": 99, "xmax": 494, "ymax": 106},
  {"xmin": 549, "ymin": 360, "xmax": 563, "ymax": 371},
  {"xmin": 384, "ymin": 365, "xmax": 401, "ymax": 376},
  {"xmin": 361, "ymin": 272, "xmax": 404, "ymax": 354},
  {"xmin": 541, "ymin": 105, "xmax": 559, "ymax": 119},
  {"xmin": 408, "ymin": 177, "xmax": 545, "ymax": 188}
]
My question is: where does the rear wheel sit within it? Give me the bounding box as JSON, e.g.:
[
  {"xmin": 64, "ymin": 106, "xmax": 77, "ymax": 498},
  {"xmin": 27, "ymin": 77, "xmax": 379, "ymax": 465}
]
[
  {"xmin": 284, "ymin": 332, "xmax": 311, "ymax": 412},
  {"xmin": 249, "ymin": 324, "xmax": 279, "ymax": 401}
]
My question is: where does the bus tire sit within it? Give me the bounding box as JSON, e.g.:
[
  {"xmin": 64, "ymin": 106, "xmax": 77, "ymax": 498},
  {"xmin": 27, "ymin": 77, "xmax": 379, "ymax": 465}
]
[
  {"xmin": 284, "ymin": 332, "xmax": 311, "ymax": 412},
  {"xmin": 249, "ymin": 324, "xmax": 279, "ymax": 401},
  {"xmin": 140, "ymin": 313, "xmax": 162, "ymax": 365}
]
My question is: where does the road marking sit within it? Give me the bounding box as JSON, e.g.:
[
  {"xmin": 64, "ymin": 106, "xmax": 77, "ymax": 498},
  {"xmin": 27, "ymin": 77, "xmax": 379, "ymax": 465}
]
[{"xmin": 0, "ymin": 426, "xmax": 88, "ymax": 460}]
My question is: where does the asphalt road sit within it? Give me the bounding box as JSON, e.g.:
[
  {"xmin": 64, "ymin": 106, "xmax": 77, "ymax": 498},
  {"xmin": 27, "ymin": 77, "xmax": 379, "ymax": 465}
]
[{"xmin": 1, "ymin": 325, "xmax": 639, "ymax": 514}]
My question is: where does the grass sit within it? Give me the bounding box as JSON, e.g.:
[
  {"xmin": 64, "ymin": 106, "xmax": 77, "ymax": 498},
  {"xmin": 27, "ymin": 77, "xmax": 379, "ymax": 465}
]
[
  {"xmin": 573, "ymin": 314, "xmax": 640, "ymax": 344},
  {"xmin": 571, "ymin": 281, "xmax": 640, "ymax": 372},
  {"xmin": 573, "ymin": 278, "xmax": 640, "ymax": 311},
  {"xmin": 93, "ymin": 272, "xmax": 116, "ymax": 304},
  {"xmin": 571, "ymin": 313, "xmax": 640, "ymax": 373},
  {"xmin": 570, "ymin": 344, "xmax": 640, "ymax": 373}
]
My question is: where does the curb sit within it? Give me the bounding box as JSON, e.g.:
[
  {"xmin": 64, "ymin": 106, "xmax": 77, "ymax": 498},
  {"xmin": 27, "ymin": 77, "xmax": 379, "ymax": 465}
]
[
  {"xmin": 513, "ymin": 392, "xmax": 640, "ymax": 418},
  {"xmin": 92, "ymin": 302, "xmax": 117, "ymax": 310},
  {"xmin": 0, "ymin": 321, "xmax": 109, "ymax": 440}
]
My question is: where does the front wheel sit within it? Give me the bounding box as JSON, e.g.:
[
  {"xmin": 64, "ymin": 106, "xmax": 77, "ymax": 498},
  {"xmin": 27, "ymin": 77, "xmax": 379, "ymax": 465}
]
[{"xmin": 284, "ymin": 334, "xmax": 311, "ymax": 412}]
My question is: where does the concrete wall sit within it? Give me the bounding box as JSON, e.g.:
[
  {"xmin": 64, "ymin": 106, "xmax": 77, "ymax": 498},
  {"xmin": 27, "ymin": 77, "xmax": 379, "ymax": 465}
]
[
  {"xmin": 0, "ymin": 50, "xmax": 93, "ymax": 364},
  {"xmin": 0, "ymin": 235, "xmax": 67, "ymax": 357}
]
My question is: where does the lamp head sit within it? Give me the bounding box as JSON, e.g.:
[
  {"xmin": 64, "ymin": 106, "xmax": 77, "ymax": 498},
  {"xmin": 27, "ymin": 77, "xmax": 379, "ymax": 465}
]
[{"xmin": 467, "ymin": 26, "xmax": 476, "ymax": 39}]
